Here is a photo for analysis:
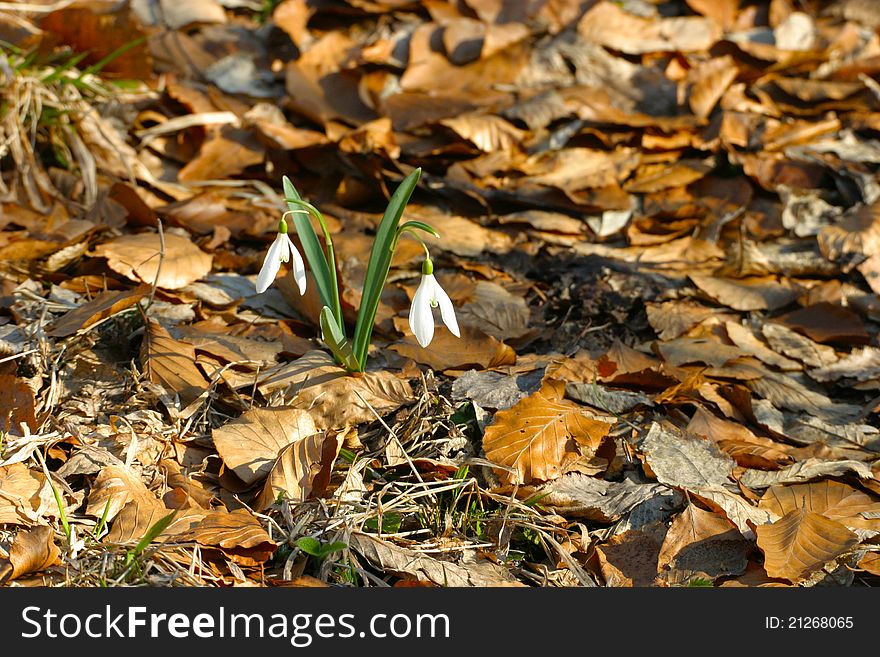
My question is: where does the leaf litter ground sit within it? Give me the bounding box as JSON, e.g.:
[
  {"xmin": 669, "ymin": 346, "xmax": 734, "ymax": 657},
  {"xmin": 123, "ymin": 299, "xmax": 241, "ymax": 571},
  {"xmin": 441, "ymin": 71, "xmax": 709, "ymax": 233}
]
[{"xmin": 2, "ymin": 0, "xmax": 880, "ymax": 588}]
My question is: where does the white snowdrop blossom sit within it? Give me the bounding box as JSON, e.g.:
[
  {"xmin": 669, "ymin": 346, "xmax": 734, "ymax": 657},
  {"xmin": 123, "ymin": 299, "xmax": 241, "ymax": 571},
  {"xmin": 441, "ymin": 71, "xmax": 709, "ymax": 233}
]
[
  {"xmin": 408, "ymin": 258, "xmax": 460, "ymax": 348},
  {"xmin": 255, "ymin": 218, "xmax": 306, "ymax": 295}
]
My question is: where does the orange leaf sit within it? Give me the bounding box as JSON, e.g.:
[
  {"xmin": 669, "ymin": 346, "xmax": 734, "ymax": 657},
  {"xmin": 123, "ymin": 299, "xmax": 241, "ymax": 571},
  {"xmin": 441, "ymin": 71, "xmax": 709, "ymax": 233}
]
[
  {"xmin": 756, "ymin": 508, "xmax": 858, "ymax": 583},
  {"xmin": 483, "ymin": 380, "xmax": 610, "ymax": 485}
]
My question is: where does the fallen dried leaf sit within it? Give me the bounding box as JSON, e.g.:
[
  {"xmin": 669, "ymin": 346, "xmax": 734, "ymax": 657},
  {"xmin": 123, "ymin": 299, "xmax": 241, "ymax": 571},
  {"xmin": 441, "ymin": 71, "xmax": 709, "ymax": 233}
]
[
  {"xmin": 350, "ymin": 532, "xmax": 523, "ymax": 587},
  {"xmin": 213, "ymin": 407, "xmax": 318, "ymax": 486},
  {"xmin": 255, "ymin": 430, "xmax": 342, "ymax": 510},
  {"xmin": 756, "ymin": 508, "xmax": 857, "ymax": 583},
  {"xmin": 46, "ymin": 284, "xmax": 151, "ymax": 338},
  {"xmin": 483, "ymin": 380, "xmax": 611, "ymax": 485},
  {"xmin": 658, "ymin": 504, "xmax": 750, "ymax": 585},
  {"xmin": 0, "ymin": 526, "xmax": 60, "ymax": 583},
  {"xmin": 93, "ymin": 232, "xmax": 213, "ymax": 290},
  {"xmin": 141, "ymin": 320, "xmax": 209, "ymax": 408}
]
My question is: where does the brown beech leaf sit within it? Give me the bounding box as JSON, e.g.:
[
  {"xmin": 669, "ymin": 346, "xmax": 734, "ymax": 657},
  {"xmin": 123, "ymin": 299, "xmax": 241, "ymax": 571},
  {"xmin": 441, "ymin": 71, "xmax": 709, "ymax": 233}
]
[
  {"xmin": 858, "ymin": 552, "xmax": 880, "ymax": 576},
  {"xmin": 440, "ymin": 113, "xmax": 526, "ymax": 153},
  {"xmin": 625, "ymin": 160, "xmax": 712, "ymax": 194},
  {"xmin": 46, "ymin": 283, "xmax": 151, "ymax": 338},
  {"xmin": 483, "ymin": 380, "xmax": 611, "ymax": 485},
  {"xmin": 141, "ymin": 320, "xmax": 209, "ymax": 408},
  {"xmin": 0, "ymin": 464, "xmax": 49, "ymax": 526},
  {"xmin": 775, "ymin": 302, "xmax": 869, "ymax": 345},
  {"xmin": 690, "ymin": 274, "xmax": 798, "ymax": 311},
  {"xmin": 168, "ymin": 508, "xmax": 277, "ymax": 566},
  {"xmin": 350, "ymin": 532, "xmax": 523, "ymax": 587},
  {"xmin": 687, "ymin": 406, "xmax": 794, "ymax": 469},
  {"xmin": 0, "ymin": 374, "xmax": 37, "ymax": 435},
  {"xmin": 85, "ymin": 465, "xmax": 158, "ymax": 522},
  {"xmin": 104, "ymin": 497, "xmax": 186, "ymax": 544},
  {"xmin": 212, "ymin": 407, "xmax": 319, "ymax": 486},
  {"xmin": 761, "ymin": 323, "xmax": 838, "ymax": 368},
  {"xmin": 258, "ymin": 351, "xmax": 415, "ymax": 429},
  {"xmin": 724, "ymin": 321, "xmax": 802, "ymax": 371},
  {"xmin": 0, "ymin": 526, "xmax": 60, "ymax": 584},
  {"xmin": 658, "ymin": 504, "xmax": 750, "ymax": 585},
  {"xmin": 687, "ymin": 56, "xmax": 738, "ymax": 120},
  {"xmin": 685, "ymin": 0, "xmax": 739, "ymax": 30},
  {"xmin": 538, "ymin": 473, "xmax": 681, "ymax": 522},
  {"xmin": 756, "ymin": 508, "xmax": 858, "ymax": 583},
  {"xmin": 758, "ymin": 481, "xmax": 880, "ymax": 535},
  {"xmin": 255, "ymin": 431, "xmax": 343, "ymax": 510},
  {"xmin": 93, "ymin": 232, "xmax": 212, "ymax": 290},
  {"xmin": 391, "ymin": 325, "xmax": 516, "ymax": 371},
  {"xmin": 595, "ymin": 528, "xmax": 663, "ymax": 587},
  {"xmin": 178, "ymin": 128, "xmax": 264, "ymax": 182},
  {"xmin": 578, "ymin": 1, "xmax": 721, "ymax": 54}
]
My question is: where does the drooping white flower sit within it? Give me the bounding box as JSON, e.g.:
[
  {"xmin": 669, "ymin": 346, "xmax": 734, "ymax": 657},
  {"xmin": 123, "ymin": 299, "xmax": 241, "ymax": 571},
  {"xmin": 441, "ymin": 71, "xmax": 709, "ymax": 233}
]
[
  {"xmin": 408, "ymin": 258, "xmax": 460, "ymax": 348},
  {"xmin": 255, "ymin": 219, "xmax": 306, "ymax": 295}
]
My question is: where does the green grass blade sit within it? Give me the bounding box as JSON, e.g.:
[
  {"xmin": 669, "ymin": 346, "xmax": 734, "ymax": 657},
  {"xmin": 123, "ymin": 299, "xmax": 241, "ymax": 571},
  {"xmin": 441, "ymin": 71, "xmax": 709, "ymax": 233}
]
[
  {"xmin": 282, "ymin": 177, "xmax": 337, "ymax": 323},
  {"xmin": 123, "ymin": 509, "xmax": 178, "ymax": 567},
  {"xmin": 93, "ymin": 496, "xmax": 113, "ymax": 539},
  {"xmin": 77, "ymin": 36, "xmax": 146, "ymax": 79},
  {"xmin": 352, "ymin": 168, "xmax": 421, "ymax": 368},
  {"xmin": 41, "ymin": 51, "xmax": 90, "ymax": 83}
]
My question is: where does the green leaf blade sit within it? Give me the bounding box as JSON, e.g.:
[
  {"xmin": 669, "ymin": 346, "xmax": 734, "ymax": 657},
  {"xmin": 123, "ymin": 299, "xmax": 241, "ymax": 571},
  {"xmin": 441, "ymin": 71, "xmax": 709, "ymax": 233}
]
[{"xmin": 352, "ymin": 168, "xmax": 422, "ymax": 368}]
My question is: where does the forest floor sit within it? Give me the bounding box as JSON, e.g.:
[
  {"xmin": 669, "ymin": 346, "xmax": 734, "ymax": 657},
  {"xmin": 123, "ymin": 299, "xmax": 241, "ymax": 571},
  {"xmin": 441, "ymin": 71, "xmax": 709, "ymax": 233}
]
[{"xmin": 1, "ymin": 0, "xmax": 880, "ymax": 588}]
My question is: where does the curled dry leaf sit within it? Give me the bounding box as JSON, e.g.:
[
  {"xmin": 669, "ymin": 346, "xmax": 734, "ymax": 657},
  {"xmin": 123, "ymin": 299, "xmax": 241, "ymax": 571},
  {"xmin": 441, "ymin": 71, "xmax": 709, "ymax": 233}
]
[
  {"xmin": 639, "ymin": 422, "xmax": 735, "ymax": 490},
  {"xmin": 687, "ymin": 406, "xmax": 794, "ymax": 469},
  {"xmin": 0, "ymin": 463, "xmax": 49, "ymax": 526},
  {"xmin": 46, "ymin": 283, "xmax": 151, "ymax": 338},
  {"xmin": 258, "ymin": 351, "xmax": 415, "ymax": 429},
  {"xmin": 0, "ymin": 374, "xmax": 37, "ymax": 436},
  {"xmin": 93, "ymin": 232, "xmax": 213, "ymax": 290},
  {"xmin": 537, "ymin": 473, "xmax": 680, "ymax": 522},
  {"xmin": 0, "ymin": 526, "xmax": 61, "ymax": 584},
  {"xmin": 168, "ymin": 509, "xmax": 277, "ymax": 566},
  {"xmin": 350, "ymin": 532, "xmax": 523, "ymax": 587},
  {"xmin": 760, "ymin": 323, "xmax": 838, "ymax": 368},
  {"xmin": 391, "ymin": 325, "xmax": 516, "ymax": 372},
  {"xmin": 440, "ymin": 113, "xmax": 526, "ymax": 153},
  {"xmin": 689, "ymin": 274, "xmax": 798, "ymax": 311},
  {"xmin": 646, "ymin": 300, "xmax": 717, "ymax": 340},
  {"xmin": 141, "ymin": 320, "xmax": 209, "ymax": 408},
  {"xmin": 740, "ymin": 459, "xmax": 875, "ymax": 491},
  {"xmin": 255, "ymin": 430, "xmax": 343, "ymax": 510},
  {"xmin": 483, "ymin": 380, "xmax": 611, "ymax": 485},
  {"xmin": 578, "ymin": 1, "xmax": 721, "ymax": 54},
  {"xmin": 724, "ymin": 321, "xmax": 802, "ymax": 371},
  {"xmin": 756, "ymin": 508, "xmax": 858, "ymax": 583},
  {"xmin": 85, "ymin": 465, "xmax": 157, "ymax": 522},
  {"xmin": 758, "ymin": 481, "xmax": 880, "ymax": 535},
  {"xmin": 212, "ymin": 407, "xmax": 318, "ymax": 486},
  {"xmin": 658, "ymin": 504, "xmax": 750, "ymax": 585},
  {"xmin": 687, "ymin": 56, "xmax": 738, "ymax": 120},
  {"xmin": 595, "ymin": 528, "xmax": 663, "ymax": 587}
]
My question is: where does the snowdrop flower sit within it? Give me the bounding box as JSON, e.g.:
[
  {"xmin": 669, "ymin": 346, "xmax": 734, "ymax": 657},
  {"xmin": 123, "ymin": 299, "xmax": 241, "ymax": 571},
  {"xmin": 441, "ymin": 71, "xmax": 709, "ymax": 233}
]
[
  {"xmin": 408, "ymin": 257, "xmax": 460, "ymax": 348},
  {"xmin": 255, "ymin": 217, "xmax": 306, "ymax": 295}
]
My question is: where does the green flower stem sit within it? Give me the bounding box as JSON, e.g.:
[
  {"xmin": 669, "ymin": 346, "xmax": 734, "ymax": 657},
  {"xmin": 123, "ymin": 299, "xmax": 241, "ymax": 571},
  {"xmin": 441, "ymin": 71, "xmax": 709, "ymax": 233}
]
[
  {"xmin": 389, "ymin": 221, "xmax": 440, "ymax": 255},
  {"xmin": 283, "ymin": 197, "xmax": 343, "ymax": 332}
]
